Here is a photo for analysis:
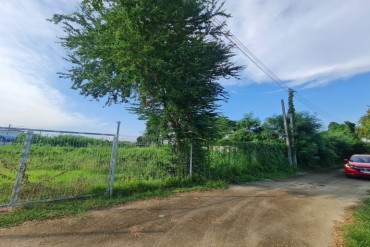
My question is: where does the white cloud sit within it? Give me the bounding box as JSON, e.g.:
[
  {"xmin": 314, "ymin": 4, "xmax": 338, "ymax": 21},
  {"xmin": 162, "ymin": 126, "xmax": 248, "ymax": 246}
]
[
  {"xmin": 1, "ymin": 0, "xmax": 369, "ymax": 131},
  {"xmin": 0, "ymin": 0, "xmax": 106, "ymax": 129},
  {"xmin": 223, "ymin": 0, "xmax": 370, "ymax": 88}
]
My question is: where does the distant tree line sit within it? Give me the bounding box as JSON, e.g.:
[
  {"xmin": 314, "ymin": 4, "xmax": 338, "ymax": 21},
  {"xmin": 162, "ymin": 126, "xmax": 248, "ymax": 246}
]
[
  {"xmin": 141, "ymin": 107, "xmax": 370, "ymax": 169},
  {"xmin": 214, "ymin": 109, "xmax": 370, "ymax": 168},
  {"xmin": 49, "ymin": 0, "xmax": 370, "ymax": 170}
]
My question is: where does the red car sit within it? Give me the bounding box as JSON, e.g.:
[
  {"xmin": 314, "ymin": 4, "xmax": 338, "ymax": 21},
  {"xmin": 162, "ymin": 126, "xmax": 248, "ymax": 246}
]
[{"xmin": 344, "ymin": 154, "xmax": 370, "ymax": 177}]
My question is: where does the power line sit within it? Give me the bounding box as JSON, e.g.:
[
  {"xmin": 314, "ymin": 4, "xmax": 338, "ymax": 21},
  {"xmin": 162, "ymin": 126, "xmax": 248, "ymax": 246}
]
[{"xmin": 212, "ymin": 18, "xmax": 341, "ymax": 122}]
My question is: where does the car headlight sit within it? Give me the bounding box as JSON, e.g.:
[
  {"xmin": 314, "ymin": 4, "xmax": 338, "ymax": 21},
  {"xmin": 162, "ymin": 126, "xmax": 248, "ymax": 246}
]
[{"xmin": 345, "ymin": 164, "xmax": 356, "ymax": 169}]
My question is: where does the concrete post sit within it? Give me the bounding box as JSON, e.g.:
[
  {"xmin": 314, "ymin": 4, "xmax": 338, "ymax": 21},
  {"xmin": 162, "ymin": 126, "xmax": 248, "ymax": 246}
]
[
  {"xmin": 10, "ymin": 130, "xmax": 33, "ymax": 205},
  {"xmin": 108, "ymin": 121, "xmax": 121, "ymax": 196}
]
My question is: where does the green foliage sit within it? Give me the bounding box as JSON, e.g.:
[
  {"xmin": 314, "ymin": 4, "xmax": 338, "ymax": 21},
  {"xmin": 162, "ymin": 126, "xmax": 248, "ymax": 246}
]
[
  {"xmin": 16, "ymin": 133, "xmax": 111, "ymax": 148},
  {"xmin": 50, "ymin": 0, "xmax": 242, "ymax": 153},
  {"xmin": 214, "ymin": 115, "xmax": 236, "ymax": 140},
  {"xmin": 213, "ymin": 110, "xmax": 370, "ymax": 170},
  {"xmin": 115, "ymin": 145, "xmax": 175, "ymax": 179},
  {"xmin": 328, "ymin": 121, "xmax": 358, "ymax": 139},
  {"xmin": 356, "ymin": 108, "xmax": 370, "ymax": 140},
  {"xmin": 1, "ymin": 132, "xmax": 299, "ymax": 207},
  {"xmin": 288, "ymin": 89, "xmax": 296, "ymax": 115},
  {"xmin": 261, "ymin": 112, "xmax": 335, "ymax": 168},
  {"xmin": 245, "ymin": 111, "xmax": 370, "ymax": 168},
  {"xmin": 323, "ymin": 121, "xmax": 370, "ymax": 162},
  {"xmin": 294, "ymin": 113, "xmax": 325, "ymax": 167},
  {"xmin": 0, "ymin": 141, "xmax": 178, "ymax": 205},
  {"xmin": 0, "ymin": 178, "xmax": 226, "ymax": 228},
  {"xmin": 0, "ymin": 143, "xmax": 112, "ymax": 204},
  {"xmin": 0, "ymin": 133, "xmax": 301, "ymax": 227},
  {"xmin": 261, "ymin": 114, "xmax": 285, "ymax": 142},
  {"xmin": 227, "ymin": 113, "xmax": 263, "ymax": 142},
  {"xmin": 202, "ymin": 141, "xmax": 295, "ymax": 183},
  {"xmin": 344, "ymin": 198, "xmax": 370, "ymax": 247},
  {"xmin": 261, "ymin": 112, "xmax": 370, "ymax": 168}
]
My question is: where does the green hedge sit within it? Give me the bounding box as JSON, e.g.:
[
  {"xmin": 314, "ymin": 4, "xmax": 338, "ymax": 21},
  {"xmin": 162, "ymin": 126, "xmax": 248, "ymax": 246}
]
[{"xmin": 201, "ymin": 141, "xmax": 295, "ymax": 183}]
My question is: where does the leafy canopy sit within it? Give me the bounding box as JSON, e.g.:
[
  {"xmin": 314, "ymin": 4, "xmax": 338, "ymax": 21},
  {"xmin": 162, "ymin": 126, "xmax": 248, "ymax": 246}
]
[
  {"xmin": 227, "ymin": 113, "xmax": 262, "ymax": 142},
  {"xmin": 50, "ymin": 0, "xmax": 242, "ymax": 143},
  {"xmin": 357, "ymin": 108, "xmax": 370, "ymax": 139}
]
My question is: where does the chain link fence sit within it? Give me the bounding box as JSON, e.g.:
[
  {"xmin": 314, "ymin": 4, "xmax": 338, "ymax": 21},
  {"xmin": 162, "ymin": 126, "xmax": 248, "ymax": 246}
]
[
  {"xmin": 0, "ymin": 126, "xmax": 194, "ymax": 207},
  {"xmin": 0, "ymin": 126, "xmax": 290, "ymax": 207},
  {"xmin": 112, "ymin": 136, "xmax": 190, "ymax": 188},
  {"xmin": 201, "ymin": 140, "xmax": 290, "ymax": 182},
  {"xmin": 0, "ymin": 127, "xmax": 116, "ymax": 207}
]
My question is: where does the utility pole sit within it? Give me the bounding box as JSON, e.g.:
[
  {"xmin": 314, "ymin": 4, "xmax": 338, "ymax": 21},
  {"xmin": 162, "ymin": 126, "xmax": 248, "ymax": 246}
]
[
  {"xmin": 289, "ymin": 112, "xmax": 297, "ymax": 165},
  {"xmin": 288, "ymin": 88, "xmax": 298, "ymax": 166},
  {"xmin": 281, "ymin": 99, "xmax": 293, "ymax": 165}
]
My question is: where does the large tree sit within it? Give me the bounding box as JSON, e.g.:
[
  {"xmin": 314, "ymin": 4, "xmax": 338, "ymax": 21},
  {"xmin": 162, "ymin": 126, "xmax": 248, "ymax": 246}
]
[
  {"xmin": 262, "ymin": 112, "xmax": 335, "ymax": 167},
  {"xmin": 357, "ymin": 108, "xmax": 370, "ymax": 140},
  {"xmin": 323, "ymin": 121, "xmax": 363, "ymax": 161},
  {"xmin": 327, "ymin": 121, "xmax": 358, "ymax": 139},
  {"xmin": 50, "ymin": 0, "xmax": 241, "ymax": 149},
  {"xmin": 227, "ymin": 113, "xmax": 262, "ymax": 142}
]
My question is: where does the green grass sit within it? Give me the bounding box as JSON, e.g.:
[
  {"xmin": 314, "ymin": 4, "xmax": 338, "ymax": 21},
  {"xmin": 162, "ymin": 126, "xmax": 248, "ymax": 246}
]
[
  {"xmin": 0, "ymin": 138, "xmax": 297, "ymax": 228},
  {"xmin": 1, "ymin": 140, "xmax": 293, "ymax": 204},
  {"xmin": 203, "ymin": 141, "xmax": 297, "ymax": 183},
  {"xmin": 0, "ymin": 143, "xmax": 176, "ymax": 204},
  {"xmin": 343, "ymin": 197, "xmax": 370, "ymax": 247},
  {"xmin": 0, "ymin": 178, "xmax": 227, "ymax": 228}
]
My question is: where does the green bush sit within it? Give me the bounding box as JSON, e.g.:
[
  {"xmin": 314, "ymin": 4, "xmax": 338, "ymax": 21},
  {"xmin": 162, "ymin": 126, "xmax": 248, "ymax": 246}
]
[
  {"xmin": 201, "ymin": 141, "xmax": 295, "ymax": 183},
  {"xmin": 344, "ymin": 198, "xmax": 370, "ymax": 247}
]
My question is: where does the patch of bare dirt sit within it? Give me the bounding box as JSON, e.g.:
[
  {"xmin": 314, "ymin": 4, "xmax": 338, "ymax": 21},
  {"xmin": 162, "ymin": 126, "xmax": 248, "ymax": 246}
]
[
  {"xmin": 0, "ymin": 207, "xmax": 13, "ymax": 215},
  {"xmin": 331, "ymin": 207, "xmax": 355, "ymax": 247},
  {"xmin": 0, "ymin": 170, "xmax": 369, "ymax": 247}
]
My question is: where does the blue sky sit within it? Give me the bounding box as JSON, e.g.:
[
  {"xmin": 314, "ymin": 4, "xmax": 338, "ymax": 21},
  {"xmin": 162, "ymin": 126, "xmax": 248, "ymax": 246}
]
[{"xmin": 1, "ymin": 0, "xmax": 370, "ymax": 136}]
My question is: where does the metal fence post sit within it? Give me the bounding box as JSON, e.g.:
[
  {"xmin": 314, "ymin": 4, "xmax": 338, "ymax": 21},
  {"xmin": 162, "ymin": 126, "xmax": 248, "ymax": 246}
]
[
  {"xmin": 10, "ymin": 130, "xmax": 33, "ymax": 205},
  {"xmin": 189, "ymin": 142, "xmax": 193, "ymax": 178},
  {"xmin": 108, "ymin": 121, "xmax": 121, "ymax": 196}
]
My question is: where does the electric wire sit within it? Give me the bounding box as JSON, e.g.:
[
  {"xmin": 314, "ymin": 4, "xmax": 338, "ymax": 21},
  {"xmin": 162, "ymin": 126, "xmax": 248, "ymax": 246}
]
[{"xmin": 212, "ymin": 18, "xmax": 341, "ymax": 122}]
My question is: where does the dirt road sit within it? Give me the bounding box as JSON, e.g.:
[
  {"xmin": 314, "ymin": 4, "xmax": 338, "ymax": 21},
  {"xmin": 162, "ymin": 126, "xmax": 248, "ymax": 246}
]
[{"xmin": 0, "ymin": 169, "xmax": 369, "ymax": 247}]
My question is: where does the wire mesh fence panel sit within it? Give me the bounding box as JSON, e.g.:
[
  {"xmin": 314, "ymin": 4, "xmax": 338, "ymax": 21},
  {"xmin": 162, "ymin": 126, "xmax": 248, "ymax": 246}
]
[
  {"xmin": 0, "ymin": 129, "xmax": 25, "ymax": 205},
  {"xmin": 201, "ymin": 141, "xmax": 289, "ymax": 182},
  {"xmin": 113, "ymin": 136, "xmax": 189, "ymax": 189},
  {"xmin": 1, "ymin": 129, "xmax": 115, "ymax": 205},
  {"xmin": 1, "ymin": 126, "xmax": 291, "ymax": 206}
]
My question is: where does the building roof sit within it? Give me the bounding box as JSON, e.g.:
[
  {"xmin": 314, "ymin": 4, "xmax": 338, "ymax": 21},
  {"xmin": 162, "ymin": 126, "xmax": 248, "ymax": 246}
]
[{"xmin": 0, "ymin": 131, "xmax": 17, "ymax": 141}]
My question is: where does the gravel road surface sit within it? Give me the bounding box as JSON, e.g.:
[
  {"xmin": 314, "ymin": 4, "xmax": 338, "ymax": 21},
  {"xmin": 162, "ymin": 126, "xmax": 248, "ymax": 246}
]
[{"xmin": 0, "ymin": 169, "xmax": 369, "ymax": 247}]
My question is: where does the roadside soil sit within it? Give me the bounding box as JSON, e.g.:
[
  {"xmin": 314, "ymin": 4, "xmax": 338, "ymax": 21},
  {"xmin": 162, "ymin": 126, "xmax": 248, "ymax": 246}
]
[{"xmin": 0, "ymin": 169, "xmax": 369, "ymax": 247}]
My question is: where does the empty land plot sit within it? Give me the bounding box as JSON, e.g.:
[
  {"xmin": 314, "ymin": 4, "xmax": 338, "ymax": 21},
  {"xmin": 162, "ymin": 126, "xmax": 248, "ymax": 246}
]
[{"xmin": 0, "ymin": 170, "xmax": 369, "ymax": 247}]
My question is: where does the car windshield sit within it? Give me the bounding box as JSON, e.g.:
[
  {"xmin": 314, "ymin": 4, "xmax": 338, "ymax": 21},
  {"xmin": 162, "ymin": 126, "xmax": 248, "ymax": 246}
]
[{"xmin": 351, "ymin": 155, "xmax": 370, "ymax": 163}]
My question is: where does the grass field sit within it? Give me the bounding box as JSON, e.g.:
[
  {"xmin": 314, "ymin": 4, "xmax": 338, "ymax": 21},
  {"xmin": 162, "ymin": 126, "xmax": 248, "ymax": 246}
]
[
  {"xmin": 0, "ymin": 178, "xmax": 227, "ymax": 228},
  {"xmin": 1, "ymin": 137, "xmax": 293, "ymax": 205},
  {"xmin": 0, "ymin": 136, "xmax": 297, "ymax": 227},
  {"xmin": 0, "ymin": 140, "xmax": 179, "ymax": 205},
  {"xmin": 343, "ymin": 197, "xmax": 370, "ymax": 247},
  {"xmin": 203, "ymin": 141, "xmax": 296, "ymax": 183}
]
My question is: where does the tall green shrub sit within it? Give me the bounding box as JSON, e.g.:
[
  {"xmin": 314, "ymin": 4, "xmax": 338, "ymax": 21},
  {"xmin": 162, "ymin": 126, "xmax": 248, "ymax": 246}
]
[{"xmin": 202, "ymin": 141, "xmax": 293, "ymax": 183}]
